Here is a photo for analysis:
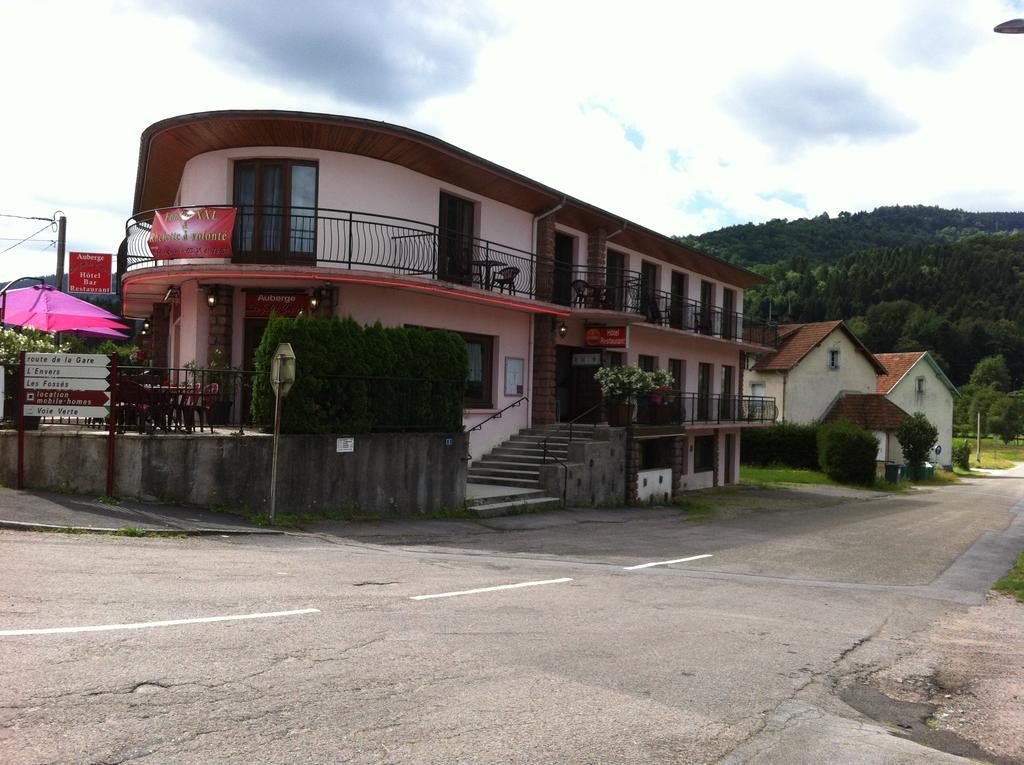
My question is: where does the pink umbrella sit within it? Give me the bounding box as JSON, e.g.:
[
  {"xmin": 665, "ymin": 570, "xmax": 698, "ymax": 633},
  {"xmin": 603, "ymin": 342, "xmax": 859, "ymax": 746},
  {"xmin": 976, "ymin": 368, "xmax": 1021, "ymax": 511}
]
[
  {"xmin": 67, "ymin": 325, "xmax": 132, "ymax": 339},
  {"xmin": 1, "ymin": 284, "xmax": 126, "ymax": 333}
]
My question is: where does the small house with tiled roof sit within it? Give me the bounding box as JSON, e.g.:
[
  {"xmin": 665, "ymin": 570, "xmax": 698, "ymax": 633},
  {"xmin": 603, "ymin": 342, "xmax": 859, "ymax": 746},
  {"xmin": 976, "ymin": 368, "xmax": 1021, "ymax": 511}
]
[
  {"xmin": 875, "ymin": 351, "xmax": 958, "ymax": 469},
  {"xmin": 745, "ymin": 321, "xmax": 887, "ymax": 425},
  {"xmin": 821, "ymin": 393, "xmax": 910, "ymax": 465}
]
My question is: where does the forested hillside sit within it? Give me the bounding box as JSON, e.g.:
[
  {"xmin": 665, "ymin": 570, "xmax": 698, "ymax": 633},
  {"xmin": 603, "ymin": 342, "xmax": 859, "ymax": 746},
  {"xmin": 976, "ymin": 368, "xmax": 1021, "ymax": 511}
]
[
  {"xmin": 740, "ymin": 234, "xmax": 1024, "ymax": 386},
  {"xmin": 679, "ymin": 205, "xmax": 1024, "ymax": 268}
]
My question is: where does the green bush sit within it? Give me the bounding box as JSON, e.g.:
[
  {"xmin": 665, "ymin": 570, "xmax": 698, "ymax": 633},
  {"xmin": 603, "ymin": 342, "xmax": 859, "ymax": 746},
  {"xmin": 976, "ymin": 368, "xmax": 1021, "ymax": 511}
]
[
  {"xmin": 741, "ymin": 422, "xmax": 820, "ymax": 470},
  {"xmin": 951, "ymin": 440, "xmax": 971, "ymax": 471},
  {"xmin": 895, "ymin": 412, "xmax": 939, "ymax": 468},
  {"xmin": 817, "ymin": 421, "xmax": 879, "ymax": 485},
  {"xmin": 251, "ymin": 315, "xmax": 468, "ymax": 434}
]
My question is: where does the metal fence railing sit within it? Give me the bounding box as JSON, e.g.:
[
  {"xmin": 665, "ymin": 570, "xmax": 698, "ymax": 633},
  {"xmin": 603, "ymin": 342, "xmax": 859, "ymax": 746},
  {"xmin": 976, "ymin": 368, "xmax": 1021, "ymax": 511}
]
[
  {"xmin": 633, "ymin": 392, "xmax": 778, "ymax": 426},
  {"xmin": 4, "ymin": 365, "xmax": 465, "ymax": 435}
]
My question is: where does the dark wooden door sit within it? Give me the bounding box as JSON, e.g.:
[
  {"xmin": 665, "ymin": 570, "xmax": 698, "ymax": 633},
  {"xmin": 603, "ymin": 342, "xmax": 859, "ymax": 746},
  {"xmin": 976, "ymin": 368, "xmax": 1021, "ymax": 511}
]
[{"xmin": 438, "ymin": 192, "xmax": 474, "ymax": 284}]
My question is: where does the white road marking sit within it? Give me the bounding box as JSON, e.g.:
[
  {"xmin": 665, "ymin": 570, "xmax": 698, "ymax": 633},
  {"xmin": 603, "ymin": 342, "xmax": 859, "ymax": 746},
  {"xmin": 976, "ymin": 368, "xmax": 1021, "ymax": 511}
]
[
  {"xmin": 0, "ymin": 608, "xmax": 320, "ymax": 636},
  {"xmin": 410, "ymin": 577, "xmax": 573, "ymax": 600},
  {"xmin": 624, "ymin": 554, "xmax": 713, "ymax": 570}
]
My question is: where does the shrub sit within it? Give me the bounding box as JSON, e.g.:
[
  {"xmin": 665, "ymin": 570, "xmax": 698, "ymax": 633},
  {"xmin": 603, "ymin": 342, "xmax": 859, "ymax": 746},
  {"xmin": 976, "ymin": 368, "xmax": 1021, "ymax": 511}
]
[
  {"xmin": 817, "ymin": 421, "xmax": 879, "ymax": 485},
  {"xmin": 951, "ymin": 440, "xmax": 971, "ymax": 471},
  {"xmin": 251, "ymin": 315, "xmax": 468, "ymax": 434},
  {"xmin": 895, "ymin": 412, "xmax": 939, "ymax": 468},
  {"xmin": 741, "ymin": 422, "xmax": 820, "ymax": 470}
]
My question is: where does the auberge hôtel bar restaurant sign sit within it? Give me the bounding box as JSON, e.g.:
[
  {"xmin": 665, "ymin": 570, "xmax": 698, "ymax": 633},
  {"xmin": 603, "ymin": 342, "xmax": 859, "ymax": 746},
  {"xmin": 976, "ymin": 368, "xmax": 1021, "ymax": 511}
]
[{"xmin": 147, "ymin": 207, "xmax": 236, "ymax": 259}]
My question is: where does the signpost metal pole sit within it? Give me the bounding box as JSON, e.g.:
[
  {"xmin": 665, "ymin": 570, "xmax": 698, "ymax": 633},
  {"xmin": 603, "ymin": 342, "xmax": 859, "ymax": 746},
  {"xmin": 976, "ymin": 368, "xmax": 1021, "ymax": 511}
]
[
  {"xmin": 16, "ymin": 351, "xmax": 25, "ymax": 490},
  {"xmin": 55, "ymin": 214, "xmax": 66, "ymax": 292},
  {"xmin": 270, "ymin": 377, "xmax": 282, "ymax": 523},
  {"xmin": 267, "ymin": 343, "xmax": 295, "ymax": 523},
  {"xmin": 106, "ymin": 354, "xmax": 117, "ymax": 498}
]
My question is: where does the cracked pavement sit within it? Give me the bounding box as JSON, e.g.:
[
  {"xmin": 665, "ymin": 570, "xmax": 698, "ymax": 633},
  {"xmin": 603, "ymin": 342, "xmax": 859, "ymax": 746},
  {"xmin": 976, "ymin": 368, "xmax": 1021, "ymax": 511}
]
[{"xmin": 1, "ymin": 473, "xmax": 1022, "ymax": 764}]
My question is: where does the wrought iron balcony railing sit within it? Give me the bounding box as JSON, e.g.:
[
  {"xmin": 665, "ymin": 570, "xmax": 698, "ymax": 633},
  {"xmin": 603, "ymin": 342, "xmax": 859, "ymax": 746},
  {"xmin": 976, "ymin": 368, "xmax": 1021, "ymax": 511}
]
[
  {"xmin": 124, "ymin": 205, "xmax": 777, "ymax": 346},
  {"xmin": 551, "ymin": 263, "xmax": 778, "ymax": 346},
  {"xmin": 126, "ymin": 206, "xmax": 539, "ymax": 299},
  {"xmin": 633, "ymin": 392, "xmax": 778, "ymax": 426}
]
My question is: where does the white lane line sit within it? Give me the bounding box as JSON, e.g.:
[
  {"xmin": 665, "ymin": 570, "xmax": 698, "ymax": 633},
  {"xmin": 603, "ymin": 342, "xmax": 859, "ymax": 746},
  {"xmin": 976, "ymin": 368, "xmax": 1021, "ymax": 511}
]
[
  {"xmin": 624, "ymin": 554, "xmax": 713, "ymax": 571},
  {"xmin": 0, "ymin": 608, "xmax": 320, "ymax": 637},
  {"xmin": 410, "ymin": 577, "xmax": 573, "ymax": 601}
]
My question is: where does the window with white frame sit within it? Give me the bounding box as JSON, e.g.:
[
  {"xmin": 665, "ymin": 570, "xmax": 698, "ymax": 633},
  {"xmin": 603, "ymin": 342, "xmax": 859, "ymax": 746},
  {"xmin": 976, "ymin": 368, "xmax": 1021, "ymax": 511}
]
[{"xmin": 827, "ymin": 347, "xmax": 840, "ymax": 370}]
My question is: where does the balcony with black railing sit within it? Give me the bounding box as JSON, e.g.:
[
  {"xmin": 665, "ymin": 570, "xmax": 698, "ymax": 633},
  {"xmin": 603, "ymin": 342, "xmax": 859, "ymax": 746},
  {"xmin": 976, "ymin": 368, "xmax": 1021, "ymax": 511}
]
[
  {"xmin": 124, "ymin": 205, "xmax": 777, "ymax": 346},
  {"xmin": 632, "ymin": 391, "xmax": 778, "ymax": 427},
  {"xmin": 126, "ymin": 206, "xmax": 539, "ymax": 299},
  {"xmin": 552, "ymin": 263, "xmax": 778, "ymax": 346}
]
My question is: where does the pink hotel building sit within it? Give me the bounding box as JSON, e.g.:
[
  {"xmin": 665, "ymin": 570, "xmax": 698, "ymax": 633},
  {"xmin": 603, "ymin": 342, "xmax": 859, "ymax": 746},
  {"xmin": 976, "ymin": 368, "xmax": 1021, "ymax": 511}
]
[{"xmin": 120, "ymin": 111, "xmax": 777, "ymax": 496}]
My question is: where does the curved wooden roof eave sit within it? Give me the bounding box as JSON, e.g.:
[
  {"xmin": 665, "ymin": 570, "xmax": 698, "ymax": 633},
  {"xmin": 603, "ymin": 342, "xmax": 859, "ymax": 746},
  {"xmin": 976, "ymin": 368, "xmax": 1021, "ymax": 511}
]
[{"xmin": 133, "ymin": 110, "xmax": 766, "ymax": 289}]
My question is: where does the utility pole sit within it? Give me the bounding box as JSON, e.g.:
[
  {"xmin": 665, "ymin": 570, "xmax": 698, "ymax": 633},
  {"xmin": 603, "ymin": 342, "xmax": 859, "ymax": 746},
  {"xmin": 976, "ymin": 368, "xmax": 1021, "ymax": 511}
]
[
  {"xmin": 54, "ymin": 214, "xmax": 66, "ymax": 292},
  {"xmin": 976, "ymin": 411, "xmax": 982, "ymax": 464}
]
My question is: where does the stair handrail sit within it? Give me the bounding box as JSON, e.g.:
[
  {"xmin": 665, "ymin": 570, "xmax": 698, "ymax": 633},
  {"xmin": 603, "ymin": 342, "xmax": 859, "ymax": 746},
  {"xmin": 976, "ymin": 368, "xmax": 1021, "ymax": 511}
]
[
  {"xmin": 467, "ymin": 396, "xmax": 528, "ymax": 433},
  {"xmin": 540, "ymin": 402, "xmax": 604, "ymax": 508}
]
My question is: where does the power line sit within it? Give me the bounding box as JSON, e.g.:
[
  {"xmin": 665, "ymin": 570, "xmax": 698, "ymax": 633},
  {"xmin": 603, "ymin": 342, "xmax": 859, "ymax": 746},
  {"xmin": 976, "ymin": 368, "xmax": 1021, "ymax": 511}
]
[
  {"xmin": 0, "ymin": 213, "xmax": 54, "ymax": 223},
  {"xmin": 0, "ymin": 237, "xmax": 55, "ymax": 243},
  {"xmin": 0, "ymin": 223, "xmax": 53, "ymax": 256}
]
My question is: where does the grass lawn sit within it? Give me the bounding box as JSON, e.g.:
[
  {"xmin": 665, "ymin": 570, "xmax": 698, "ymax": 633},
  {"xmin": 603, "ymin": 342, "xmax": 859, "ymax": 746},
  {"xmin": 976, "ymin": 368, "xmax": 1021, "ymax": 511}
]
[
  {"xmin": 740, "ymin": 465, "xmax": 838, "ymax": 487},
  {"xmin": 741, "ymin": 464, "xmax": 959, "ymax": 491},
  {"xmin": 995, "ymin": 551, "xmax": 1024, "ymax": 602},
  {"xmin": 958, "ymin": 436, "xmax": 1024, "ymax": 470}
]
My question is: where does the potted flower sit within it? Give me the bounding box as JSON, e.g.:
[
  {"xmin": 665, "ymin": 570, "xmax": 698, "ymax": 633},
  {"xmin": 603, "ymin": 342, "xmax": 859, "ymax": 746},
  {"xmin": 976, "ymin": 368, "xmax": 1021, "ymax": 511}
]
[
  {"xmin": 594, "ymin": 365, "xmax": 663, "ymax": 426},
  {"xmin": 647, "ymin": 369, "xmax": 676, "ymax": 425}
]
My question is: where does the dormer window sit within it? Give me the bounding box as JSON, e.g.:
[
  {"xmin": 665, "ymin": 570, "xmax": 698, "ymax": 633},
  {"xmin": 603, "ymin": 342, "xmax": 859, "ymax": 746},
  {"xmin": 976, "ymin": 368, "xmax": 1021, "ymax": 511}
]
[{"xmin": 827, "ymin": 347, "xmax": 840, "ymax": 370}]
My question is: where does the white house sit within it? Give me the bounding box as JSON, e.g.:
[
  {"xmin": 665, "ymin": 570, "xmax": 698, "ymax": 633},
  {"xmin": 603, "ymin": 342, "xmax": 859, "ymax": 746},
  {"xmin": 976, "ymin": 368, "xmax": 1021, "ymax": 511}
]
[{"xmin": 875, "ymin": 352, "xmax": 958, "ymax": 469}]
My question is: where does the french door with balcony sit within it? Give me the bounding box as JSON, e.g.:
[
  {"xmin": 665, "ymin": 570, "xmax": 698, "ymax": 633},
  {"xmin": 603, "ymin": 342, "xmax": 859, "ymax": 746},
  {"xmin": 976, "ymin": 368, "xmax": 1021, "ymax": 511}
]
[{"xmin": 233, "ymin": 160, "xmax": 318, "ymax": 262}]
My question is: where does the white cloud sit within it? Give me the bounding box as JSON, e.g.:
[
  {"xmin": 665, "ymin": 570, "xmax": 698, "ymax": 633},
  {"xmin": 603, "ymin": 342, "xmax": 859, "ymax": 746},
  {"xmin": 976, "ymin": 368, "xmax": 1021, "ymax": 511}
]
[{"xmin": 0, "ymin": 0, "xmax": 1022, "ymax": 282}]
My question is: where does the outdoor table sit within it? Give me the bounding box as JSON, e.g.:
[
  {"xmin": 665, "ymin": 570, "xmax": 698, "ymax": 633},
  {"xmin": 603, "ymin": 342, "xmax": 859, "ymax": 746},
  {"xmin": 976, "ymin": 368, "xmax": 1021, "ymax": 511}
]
[{"xmin": 471, "ymin": 259, "xmax": 503, "ymax": 290}]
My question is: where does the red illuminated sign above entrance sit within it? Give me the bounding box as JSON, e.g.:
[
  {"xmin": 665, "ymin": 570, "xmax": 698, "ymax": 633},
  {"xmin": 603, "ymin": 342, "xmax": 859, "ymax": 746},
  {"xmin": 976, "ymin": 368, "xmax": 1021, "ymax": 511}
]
[
  {"xmin": 68, "ymin": 252, "xmax": 112, "ymax": 293},
  {"xmin": 147, "ymin": 207, "xmax": 236, "ymax": 260},
  {"xmin": 244, "ymin": 291, "xmax": 310, "ymax": 318},
  {"xmin": 585, "ymin": 326, "xmax": 627, "ymax": 348}
]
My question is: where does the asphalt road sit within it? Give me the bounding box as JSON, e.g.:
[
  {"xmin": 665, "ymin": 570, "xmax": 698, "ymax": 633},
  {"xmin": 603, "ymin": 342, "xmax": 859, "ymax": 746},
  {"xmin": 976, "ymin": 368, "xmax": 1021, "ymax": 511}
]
[{"xmin": 1, "ymin": 474, "xmax": 1022, "ymax": 764}]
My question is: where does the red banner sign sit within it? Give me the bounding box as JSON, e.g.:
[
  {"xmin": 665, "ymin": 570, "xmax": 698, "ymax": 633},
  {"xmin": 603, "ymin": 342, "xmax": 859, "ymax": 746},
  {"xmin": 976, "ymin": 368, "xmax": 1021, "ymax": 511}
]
[
  {"xmin": 68, "ymin": 252, "xmax": 112, "ymax": 293},
  {"xmin": 585, "ymin": 326, "xmax": 628, "ymax": 348},
  {"xmin": 244, "ymin": 292, "xmax": 310, "ymax": 318},
  {"xmin": 147, "ymin": 207, "xmax": 236, "ymax": 259}
]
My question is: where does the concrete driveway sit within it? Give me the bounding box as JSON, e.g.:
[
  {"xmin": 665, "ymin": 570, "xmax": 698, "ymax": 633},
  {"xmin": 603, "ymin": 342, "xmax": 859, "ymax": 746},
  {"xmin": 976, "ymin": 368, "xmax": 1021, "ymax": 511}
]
[{"xmin": 1, "ymin": 473, "xmax": 1022, "ymax": 764}]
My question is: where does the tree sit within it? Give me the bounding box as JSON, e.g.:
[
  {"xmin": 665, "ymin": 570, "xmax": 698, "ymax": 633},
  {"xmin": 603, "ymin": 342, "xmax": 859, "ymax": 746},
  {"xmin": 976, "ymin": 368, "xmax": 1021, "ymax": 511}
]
[
  {"xmin": 969, "ymin": 354, "xmax": 1011, "ymax": 392},
  {"xmin": 987, "ymin": 394, "xmax": 1022, "ymax": 444},
  {"xmin": 896, "ymin": 412, "xmax": 939, "ymax": 468}
]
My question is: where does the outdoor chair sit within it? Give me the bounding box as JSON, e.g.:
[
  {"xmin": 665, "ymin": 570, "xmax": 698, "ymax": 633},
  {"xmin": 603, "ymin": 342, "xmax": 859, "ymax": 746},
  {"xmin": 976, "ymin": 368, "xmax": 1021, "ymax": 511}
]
[
  {"xmin": 571, "ymin": 279, "xmax": 594, "ymax": 307},
  {"xmin": 490, "ymin": 266, "xmax": 520, "ymax": 294}
]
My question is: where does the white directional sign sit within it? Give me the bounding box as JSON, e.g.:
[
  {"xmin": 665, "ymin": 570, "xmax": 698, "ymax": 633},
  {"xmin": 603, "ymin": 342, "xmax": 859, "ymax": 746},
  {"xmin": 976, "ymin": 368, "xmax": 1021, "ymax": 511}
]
[
  {"xmin": 24, "ymin": 353, "xmax": 110, "ymax": 365},
  {"xmin": 22, "ymin": 353, "xmax": 112, "ymax": 420},
  {"xmin": 25, "ymin": 364, "xmax": 111, "ymax": 379},
  {"xmin": 23, "ymin": 405, "xmax": 111, "ymax": 418},
  {"xmin": 24, "ymin": 377, "xmax": 111, "ymax": 391}
]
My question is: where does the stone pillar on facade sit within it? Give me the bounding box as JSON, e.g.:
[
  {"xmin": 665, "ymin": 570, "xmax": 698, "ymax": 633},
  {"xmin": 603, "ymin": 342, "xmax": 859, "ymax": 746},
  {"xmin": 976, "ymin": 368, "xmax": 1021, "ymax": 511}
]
[
  {"xmin": 530, "ymin": 216, "xmax": 558, "ymax": 427},
  {"xmin": 587, "ymin": 228, "xmax": 607, "ymax": 286},
  {"xmin": 672, "ymin": 435, "xmax": 689, "ymax": 496},
  {"xmin": 148, "ymin": 303, "xmax": 171, "ymax": 368},
  {"xmin": 712, "ymin": 431, "xmax": 720, "ymax": 488},
  {"xmin": 531, "ymin": 315, "xmax": 557, "ymax": 427},
  {"xmin": 535, "ymin": 215, "xmax": 556, "ymax": 303},
  {"xmin": 206, "ymin": 285, "xmax": 234, "ymax": 366},
  {"xmin": 626, "ymin": 432, "xmax": 640, "ymax": 504}
]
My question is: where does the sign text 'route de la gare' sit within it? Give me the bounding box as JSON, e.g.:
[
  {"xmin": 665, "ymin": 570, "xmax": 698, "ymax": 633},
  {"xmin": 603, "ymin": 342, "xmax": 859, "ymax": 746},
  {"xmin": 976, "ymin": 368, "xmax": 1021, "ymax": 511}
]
[{"xmin": 22, "ymin": 354, "xmax": 112, "ymax": 419}]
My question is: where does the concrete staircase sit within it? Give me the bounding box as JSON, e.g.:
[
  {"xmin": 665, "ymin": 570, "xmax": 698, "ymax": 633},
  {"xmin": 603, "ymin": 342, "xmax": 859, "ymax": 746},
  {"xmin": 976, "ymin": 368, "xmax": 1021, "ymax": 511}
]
[{"xmin": 466, "ymin": 424, "xmax": 599, "ymax": 517}]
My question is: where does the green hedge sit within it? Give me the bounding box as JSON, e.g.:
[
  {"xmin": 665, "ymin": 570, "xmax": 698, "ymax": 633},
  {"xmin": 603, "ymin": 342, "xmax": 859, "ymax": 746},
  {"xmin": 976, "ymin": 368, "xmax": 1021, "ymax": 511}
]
[
  {"xmin": 741, "ymin": 422, "xmax": 820, "ymax": 470},
  {"xmin": 251, "ymin": 315, "xmax": 468, "ymax": 434},
  {"xmin": 817, "ymin": 421, "xmax": 879, "ymax": 485}
]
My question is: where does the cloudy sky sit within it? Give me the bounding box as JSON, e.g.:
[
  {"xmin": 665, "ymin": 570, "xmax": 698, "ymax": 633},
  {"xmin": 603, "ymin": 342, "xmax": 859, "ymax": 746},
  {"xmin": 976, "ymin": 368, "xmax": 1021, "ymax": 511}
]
[{"xmin": 1, "ymin": 0, "xmax": 1023, "ymax": 282}]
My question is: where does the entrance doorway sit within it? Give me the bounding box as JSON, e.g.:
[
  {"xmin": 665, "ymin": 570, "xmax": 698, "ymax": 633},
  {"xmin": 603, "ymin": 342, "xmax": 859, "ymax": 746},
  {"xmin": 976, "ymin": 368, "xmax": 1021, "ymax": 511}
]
[{"xmin": 555, "ymin": 346, "xmax": 603, "ymax": 422}]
